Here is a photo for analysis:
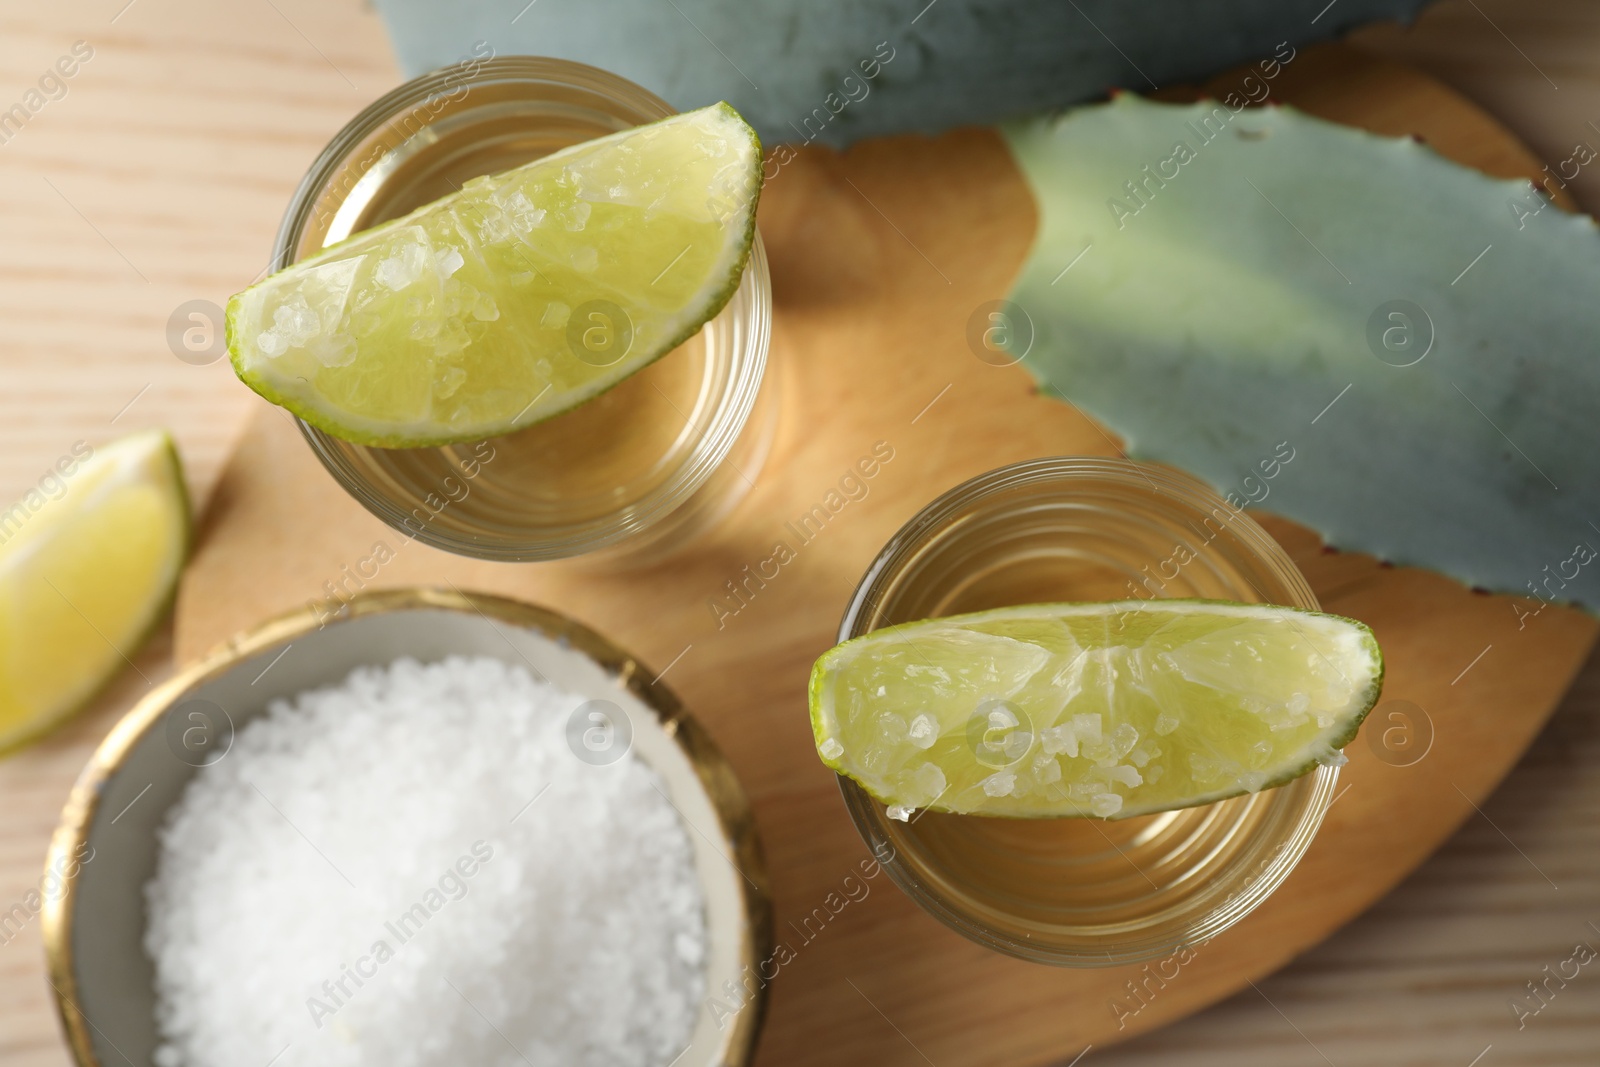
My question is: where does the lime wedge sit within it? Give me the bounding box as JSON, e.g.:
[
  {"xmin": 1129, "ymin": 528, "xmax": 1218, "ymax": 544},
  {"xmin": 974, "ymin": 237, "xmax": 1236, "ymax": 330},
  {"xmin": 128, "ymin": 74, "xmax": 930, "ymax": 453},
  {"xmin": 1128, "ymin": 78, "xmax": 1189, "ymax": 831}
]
[
  {"xmin": 227, "ymin": 102, "xmax": 763, "ymax": 448},
  {"xmin": 0, "ymin": 430, "xmax": 189, "ymax": 755},
  {"xmin": 810, "ymin": 600, "xmax": 1383, "ymax": 819}
]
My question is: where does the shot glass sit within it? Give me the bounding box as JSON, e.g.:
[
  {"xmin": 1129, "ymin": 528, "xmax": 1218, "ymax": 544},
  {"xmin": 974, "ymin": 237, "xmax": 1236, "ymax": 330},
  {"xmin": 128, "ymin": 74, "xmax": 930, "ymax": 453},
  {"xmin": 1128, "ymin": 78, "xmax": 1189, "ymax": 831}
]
[
  {"xmin": 836, "ymin": 457, "xmax": 1339, "ymax": 965},
  {"xmin": 272, "ymin": 57, "xmax": 774, "ymax": 562}
]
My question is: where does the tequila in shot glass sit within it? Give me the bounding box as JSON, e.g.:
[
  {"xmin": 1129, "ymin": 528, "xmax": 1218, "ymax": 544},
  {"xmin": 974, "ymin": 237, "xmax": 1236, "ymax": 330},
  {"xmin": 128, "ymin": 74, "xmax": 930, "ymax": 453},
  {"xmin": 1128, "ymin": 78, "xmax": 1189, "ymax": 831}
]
[
  {"xmin": 835, "ymin": 457, "xmax": 1339, "ymax": 965},
  {"xmin": 272, "ymin": 57, "xmax": 774, "ymax": 562}
]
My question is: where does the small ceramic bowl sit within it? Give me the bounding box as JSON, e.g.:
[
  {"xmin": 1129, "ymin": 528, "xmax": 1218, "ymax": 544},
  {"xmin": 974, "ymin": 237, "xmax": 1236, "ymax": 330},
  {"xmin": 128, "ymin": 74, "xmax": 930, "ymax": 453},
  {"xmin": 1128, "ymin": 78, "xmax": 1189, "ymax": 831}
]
[{"xmin": 42, "ymin": 587, "xmax": 771, "ymax": 1067}]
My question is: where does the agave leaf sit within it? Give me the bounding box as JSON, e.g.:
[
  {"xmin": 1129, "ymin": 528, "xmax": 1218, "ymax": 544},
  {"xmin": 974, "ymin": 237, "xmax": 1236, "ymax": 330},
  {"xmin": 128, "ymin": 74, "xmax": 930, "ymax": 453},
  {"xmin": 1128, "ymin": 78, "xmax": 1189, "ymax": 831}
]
[
  {"xmin": 1003, "ymin": 95, "xmax": 1600, "ymax": 612},
  {"xmin": 374, "ymin": 0, "xmax": 1427, "ymax": 147}
]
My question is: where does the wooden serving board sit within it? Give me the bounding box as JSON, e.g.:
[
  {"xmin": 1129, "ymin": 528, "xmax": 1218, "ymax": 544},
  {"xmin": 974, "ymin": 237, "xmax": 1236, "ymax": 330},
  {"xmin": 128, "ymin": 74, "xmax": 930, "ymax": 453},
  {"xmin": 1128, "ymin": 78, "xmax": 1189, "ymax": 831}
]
[{"xmin": 173, "ymin": 46, "xmax": 1595, "ymax": 1066}]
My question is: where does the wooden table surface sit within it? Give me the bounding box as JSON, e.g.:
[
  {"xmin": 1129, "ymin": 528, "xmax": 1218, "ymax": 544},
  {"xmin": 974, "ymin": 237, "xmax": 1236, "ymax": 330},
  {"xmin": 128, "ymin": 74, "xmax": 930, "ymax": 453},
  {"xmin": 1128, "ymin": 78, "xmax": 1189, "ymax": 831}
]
[{"xmin": 0, "ymin": 1, "xmax": 1596, "ymax": 1064}]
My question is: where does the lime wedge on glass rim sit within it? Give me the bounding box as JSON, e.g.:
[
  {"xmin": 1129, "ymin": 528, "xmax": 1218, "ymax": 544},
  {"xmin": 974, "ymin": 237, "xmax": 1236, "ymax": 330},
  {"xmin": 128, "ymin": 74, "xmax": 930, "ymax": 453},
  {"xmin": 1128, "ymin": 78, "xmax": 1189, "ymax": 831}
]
[
  {"xmin": 809, "ymin": 600, "xmax": 1383, "ymax": 820},
  {"xmin": 227, "ymin": 102, "xmax": 762, "ymax": 448},
  {"xmin": 0, "ymin": 430, "xmax": 189, "ymax": 755}
]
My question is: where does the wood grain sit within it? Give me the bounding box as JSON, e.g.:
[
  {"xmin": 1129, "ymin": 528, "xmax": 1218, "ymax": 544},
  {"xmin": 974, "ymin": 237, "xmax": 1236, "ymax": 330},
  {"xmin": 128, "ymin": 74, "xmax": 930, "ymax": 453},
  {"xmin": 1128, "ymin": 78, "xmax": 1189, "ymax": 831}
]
[
  {"xmin": 168, "ymin": 42, "xmax": 1595, "ymax": 1067},
  {"xmin": 0, "ymin": 1, "xmax": 1597, "ymax": 1064}
]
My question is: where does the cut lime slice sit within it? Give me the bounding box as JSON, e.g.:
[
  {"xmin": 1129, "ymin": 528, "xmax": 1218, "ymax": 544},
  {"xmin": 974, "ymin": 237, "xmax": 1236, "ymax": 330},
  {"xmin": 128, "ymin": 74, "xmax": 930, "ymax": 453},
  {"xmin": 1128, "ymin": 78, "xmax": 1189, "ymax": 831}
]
[
  {"xmin": 810, "ymin": 600, "xmax": 1383, "ymax": 819},
  {"xmin": 228, "ymin": 102, "xmax": 763, "ymax": 448},
  {"xmin": 0, "ymin": 430, "xmax": 189, "ymax": 755}
]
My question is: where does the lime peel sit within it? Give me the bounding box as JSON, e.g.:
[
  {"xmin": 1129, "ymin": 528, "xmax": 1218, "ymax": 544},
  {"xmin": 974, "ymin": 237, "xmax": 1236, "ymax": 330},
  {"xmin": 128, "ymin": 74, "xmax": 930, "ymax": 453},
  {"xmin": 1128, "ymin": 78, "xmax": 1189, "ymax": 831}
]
[{"xmin": 810, "ymin": 599, "xmax": 1383, "ymax": 820}]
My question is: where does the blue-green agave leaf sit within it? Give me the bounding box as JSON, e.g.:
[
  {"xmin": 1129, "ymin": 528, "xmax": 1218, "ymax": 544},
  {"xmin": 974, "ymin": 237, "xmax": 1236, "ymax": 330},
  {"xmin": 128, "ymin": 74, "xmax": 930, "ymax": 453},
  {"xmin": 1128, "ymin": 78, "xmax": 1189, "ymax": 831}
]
[
  {"xmin": 1003, "ymin": 95, "xmax": 1600, "ymax": 613},
  {"xmin": 373, "ymin": 0, "xmax": 1428, "ymax": 147}
]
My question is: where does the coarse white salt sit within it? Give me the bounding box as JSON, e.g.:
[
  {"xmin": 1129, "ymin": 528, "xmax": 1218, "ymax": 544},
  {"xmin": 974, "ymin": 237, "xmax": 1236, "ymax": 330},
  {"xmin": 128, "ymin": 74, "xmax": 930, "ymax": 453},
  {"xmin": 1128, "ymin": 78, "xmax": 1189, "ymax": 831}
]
[
  {"xmin": 144, "ymin": 655, "xmax": 707, "ymax": 1067},
  {"xmin": 906, "ymin": 714, "xmax": 937, "ymax": 750},
  {"xmin": 1089, "ymin": 792, "xmax": 1124, "ymax": 818},
  {"xmin": 980, "ymin": 770, "xmax": 1016, "ymax": 797}
]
